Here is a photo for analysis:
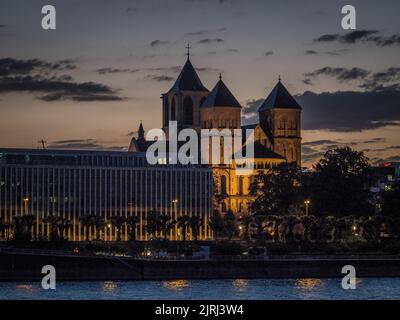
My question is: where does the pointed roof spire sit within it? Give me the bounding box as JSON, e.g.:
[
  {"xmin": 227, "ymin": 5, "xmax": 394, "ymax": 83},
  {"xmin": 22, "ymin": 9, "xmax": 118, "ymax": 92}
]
[
  {"xmin": 201, "ymin": 77, "xmax": 241, "ymax": 108},
  {"xmin": 186, "ymin": 43, "xmax": 191, "ymax": 60},
  {"xmin": 168, "ymin": 49, "xmax": 208, "ymax": 93},
  {"xmin": 219, "ymin": 72, "xmax": 222, "ymax": 80},
  {"xmin": 138, "ymin": 121, "xmax": 145, "ymax": 139},
  {"xmin": 258, "ymin": 80, "xmax": 302, "ymax": 111}
]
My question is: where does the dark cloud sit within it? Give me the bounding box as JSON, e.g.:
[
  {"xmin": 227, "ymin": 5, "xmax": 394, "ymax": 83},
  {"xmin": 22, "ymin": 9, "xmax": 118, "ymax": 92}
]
[
  {"xmin": 304, "ymin": 67, "xmax": 370, "ymax": 82},
  {"xmin": 244, "ymin": 87, "xmax": 400, "ymax": 132},
  {"xmin": 150, "ymin": 40, "xmax": 169, "ymax": 47},
  {"xmin": 314, "ymin": 30, "xmax": 400, "ymax": 47},
  {"xmin": 126, "ymin": 7, "xmax": 138, "ymax": 13},
  {"xmin": 296, "ymin": 88, "xmax": 400, "ymax": 132},
  {"xmin": 198, "ymin": 38, "xmax": 224, "ymax": 44},
  {"xmin": 304, "ymin": 50, "xmax": 317, "ymax": 55},
  {"xmin": 146, "ymin": 75, "xmax": 174, "ymax": 82},
  {"xmin": 303, "ymin": 140, "xmax": 337, "ymax": 147},
  {"xmin": 362, "ymin": 138, "xmax": 386, "ymax": 144},
  {"xmin": 0, "ymin": 58, "xmax": 124, "ymax": 102},
  {"xmin": 48, "ymin": 139, "xmax": 125, "ymax": 151},
  {"xmin": 95, "ymin": 68, "xmax": 140, "ymax": 75},
  {"xmin": 302, "ymin": 78, "xmax": 312, "ymax": 85},
  {"xmin": 264, "ymin": 51, "xmax": 274, "ymax": 57},
  {"xmin": 0, "ymin": 58, "xmax": 75, "ymax": 77},
  {"xmin": 185, "ymin": 27, "xmax": 226, "ymax": 36},
  {"xmin": 361, "ymin": 67, "xmax": 400, "ymax": 90}
]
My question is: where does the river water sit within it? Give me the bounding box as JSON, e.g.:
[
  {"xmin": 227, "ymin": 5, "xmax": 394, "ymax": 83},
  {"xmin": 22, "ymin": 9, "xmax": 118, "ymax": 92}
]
[{"xmin": 0, "ymin": 278, "xmax": 399, "ymax": 300}]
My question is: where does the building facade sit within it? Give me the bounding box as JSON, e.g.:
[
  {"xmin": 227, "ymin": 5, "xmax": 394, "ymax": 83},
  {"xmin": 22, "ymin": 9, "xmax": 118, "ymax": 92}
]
[
  {"xmin": 0, "ymin": 148, "xmax": 213, "ymax": 241},
  {"xmin": 129, "ymin": 53, "xmax": 303, "ymax": 215}
]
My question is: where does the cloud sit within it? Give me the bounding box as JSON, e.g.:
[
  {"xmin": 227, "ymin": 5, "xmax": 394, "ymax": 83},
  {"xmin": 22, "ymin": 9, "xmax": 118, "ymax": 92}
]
[
  {"xmin": 185, "ymin": 27, "xmax": 226, "ymax": 36},
  {"xmin": 95, "ymin": 68, "xmax": 140, "ymax": 75},
  {"xmin": 314, "ymin": 30, "xmax": 400, "ymax": 47},
  {"xmin": 304, "ymin": 50, "xmax": 317, "ymax": 55},
  {"xmin": 264, "ymin": 51, "xmax": 274, "ymax": 57},
  {"xmin": 296, "ymin": 89, "xmax": 400, "ymax": 132},
  {"xmin": 0, "ymin": 58, "xmax": 124, "ymax": 102},
  {"xmin": 304, "ymin": 67, "xmax": 370, "ymax": 82},
  {"xmin": 48, "ymin": 139, "xmax": 126, "ymax": 151},
  {"xmin": 145, "ymin": 74, "xmax": 174, "ymax": 82},
  {"xmin": 126, "ymin": 7, "xmax": 138, "ymax": 13},
  {"xmin": 150, "ymin": 40, "xmax": 169, "ymax": 47},
  {"xmin": 243, "ymin": 86, "xmax": 400, "ymax": 132},
  {"xmin": 198, "ymin": 38, "xmax": 224, "ymax": 44},
  {"xmin": 303, "ymin": 140, "xmax": 337, "ymax": 147}
]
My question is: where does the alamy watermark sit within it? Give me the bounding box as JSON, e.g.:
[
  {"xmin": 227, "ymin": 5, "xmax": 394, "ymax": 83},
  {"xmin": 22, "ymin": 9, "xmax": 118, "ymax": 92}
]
[{"xmin": 146, "ymin": 121, "xmax": 255, "ymax": 176}]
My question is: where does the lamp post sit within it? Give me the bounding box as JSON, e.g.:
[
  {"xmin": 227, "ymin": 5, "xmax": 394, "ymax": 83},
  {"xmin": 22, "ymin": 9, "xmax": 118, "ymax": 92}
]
[
  {"xmin": 23, "ymin": 198, "xmax": 29, "ymax": 215},
  {"xmin": 304, "ymin": 200, "xmax": 311, "ymax": 216},
  {"xmin": 172, "ymin": 199, "xmax": 178, "ymax": 240}
]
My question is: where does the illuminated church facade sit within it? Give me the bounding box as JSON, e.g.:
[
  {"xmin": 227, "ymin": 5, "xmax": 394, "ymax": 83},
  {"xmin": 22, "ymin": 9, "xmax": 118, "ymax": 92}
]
[{"xmin": 129, "ymin": 53, "xmax": 302, "ymax": 215}]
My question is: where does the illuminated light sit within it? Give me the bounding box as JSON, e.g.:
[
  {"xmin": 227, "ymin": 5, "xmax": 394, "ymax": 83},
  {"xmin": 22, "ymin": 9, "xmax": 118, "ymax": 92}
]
[
  {"xmin": 103, "ymin": 281, "xmax": 117, "ymax": 291},
  {"xmin": 107, "ymin": 224, "xmax": 111, "ymax": 228},
  {"xmin": 296, "ymin": 278, "xmax": 322, "ymax": 290},
  {"xmin": 164, "ymin": 279, "xmax": 190, "ymax": 290},
  {"xmin": 232, "ymin": 279, "xmax": 248, "ymax": 291}
]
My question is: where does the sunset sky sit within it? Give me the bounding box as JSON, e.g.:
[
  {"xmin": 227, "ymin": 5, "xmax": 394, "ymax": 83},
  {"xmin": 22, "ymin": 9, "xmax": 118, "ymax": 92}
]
[{"xmin": 1, "ymin": 0, "xmax": 400, "ymax": 167}]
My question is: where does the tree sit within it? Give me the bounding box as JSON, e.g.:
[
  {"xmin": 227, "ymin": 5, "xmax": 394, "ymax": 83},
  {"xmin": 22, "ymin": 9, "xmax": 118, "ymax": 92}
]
[
  {"xmin": 79, "ymin": 215, "xmax": 96, "ymax": 241},
  {"xmin": 56, "ymin": 218, "xmax": 72, "ymax": 241},
  {"xmin": 209, "ymin": 211, "xmax": 225, "ymax": 238},
  {"xmin": 111, "ymin": 216, "xmax": 126, "ymax": 241},
  {"xmin": 177, "ymin": 215, "xmax": 191, "ymax": 241},
  {"xmin": 0, "ymin": 218, "xmax": 6, "ymax": 240},
  {"xmin": 309, "ymin": 147, "xmax": 374, "ymax": 217},
  {"xmin": 93, "ymin": 216, "xmax": 105, "ymax": 241},
  {"xmin": 158, "ymin": 214, "xmax": 175, "ymax": 241},
  {"xmin": 126, "ymin": 214, "xmax": 138, "ymax": 241},
  {"xmin": 380, "ymin": 181, "xmax": 400, "ymax": 217},
  {"xmin": 223, "ymin": 210, "xmax": 237, "ymax": 240},
  {"xmin": 43, "ymin": 215, "xmax": 60, "ymax": 241},
  {"xmin": 146, "ymin": 211, "xmax": 161, "ymax": 240},
  {"xmin": 239, "ymin": 213, "xmax": 253, "ymax": 242},
  {"xmin": 189, "ymin": 216, "xmax": 202, "ymax": 241},
  {"xmin": 249, "ymin": 163, "xmax": 302, "ymax": 216}
]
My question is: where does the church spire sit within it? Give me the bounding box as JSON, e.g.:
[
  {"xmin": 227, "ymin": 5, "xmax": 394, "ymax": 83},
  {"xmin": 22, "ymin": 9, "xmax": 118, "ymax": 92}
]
[
  {"xmin": 138, "ymin": 121, "xmax": 144, "ymax": 140},
  {"xmin": 186, "ymin": 43, "xmax": 191, "ymax": 60}
]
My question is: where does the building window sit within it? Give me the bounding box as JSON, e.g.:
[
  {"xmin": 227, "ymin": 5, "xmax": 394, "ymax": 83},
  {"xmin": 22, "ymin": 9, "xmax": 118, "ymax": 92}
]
[
  {"xmin": 183, "ymin": 96, "xmax": 193, "ymax": 125},
  {"xmin": 221, "ymin": 175, "xmax": 227, "ymax": 195}
]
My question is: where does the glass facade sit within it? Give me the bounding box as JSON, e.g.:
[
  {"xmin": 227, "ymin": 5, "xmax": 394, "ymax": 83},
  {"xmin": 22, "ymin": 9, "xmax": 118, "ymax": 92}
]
[{"xmin": 0, "ymin": 149, "xmax": 213, "ymax": 241}]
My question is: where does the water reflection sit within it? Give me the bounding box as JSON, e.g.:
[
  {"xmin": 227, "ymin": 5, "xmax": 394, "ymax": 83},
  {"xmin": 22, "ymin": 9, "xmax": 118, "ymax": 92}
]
[
  {"xmin": 295, "ymin": 278, "xmax": 322, "ymax": 290},
  {"xmin": 102, "ymin": 281, "xmax": 118, "ymax": 292},
  {"xmin": 15, "ymin": 284, "xmax": 35, "ymax": 293},
  {"xmin": 163, "ymin": 280, "xmax": 190, "ymax": 290},
  {"xmin": 232, "ymin": 279, "xmax": 248, "ymax": 291}
]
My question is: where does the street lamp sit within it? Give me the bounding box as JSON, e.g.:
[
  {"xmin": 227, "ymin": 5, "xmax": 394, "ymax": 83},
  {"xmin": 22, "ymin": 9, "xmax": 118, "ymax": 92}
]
[
  {"xmin": 23, "ymin": 198, "xmax": 29, "ymax": 214},
  {"xmin": 304, "ymin": 200, "xmax": 311, "ymax": 216}
]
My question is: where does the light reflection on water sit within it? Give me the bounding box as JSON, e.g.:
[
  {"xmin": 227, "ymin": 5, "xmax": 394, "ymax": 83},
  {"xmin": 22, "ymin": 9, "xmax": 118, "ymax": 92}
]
[{"xmin": 1, "ymin": 278, "xmax": 400, "ymax": 300}]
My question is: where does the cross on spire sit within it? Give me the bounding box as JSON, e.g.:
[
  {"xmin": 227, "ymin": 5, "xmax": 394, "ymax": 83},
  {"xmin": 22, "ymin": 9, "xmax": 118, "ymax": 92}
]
[
  {"xmin": 219, "ymin": 73, "xmax": 222, "ymax": 80},
  {"xmin": 278, "ymin": 75, "xmax": 281, "ymax": 82},
  {"xmin": 185, "ymin": 44, "xmax": 191, "ymax": 59}
]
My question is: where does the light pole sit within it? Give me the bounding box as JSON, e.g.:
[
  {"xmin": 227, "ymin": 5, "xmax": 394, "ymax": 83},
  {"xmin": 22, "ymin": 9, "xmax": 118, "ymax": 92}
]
[
  {"xmin": 23, "ymin": 198, "xmax": 29, "ymax": 215},
  {"xmin": 172, "ymin": 199, "xmax": 178, "ymax": 240},
  {"xmin": 304, "ymin": 200, "xmax": 311, "ymax": 216}
]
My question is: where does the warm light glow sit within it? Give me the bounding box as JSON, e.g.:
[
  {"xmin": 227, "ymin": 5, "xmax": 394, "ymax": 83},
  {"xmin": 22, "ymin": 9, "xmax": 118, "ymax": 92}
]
[
  {"xmin": 304, "ymin": 200, "xmax": 311, "ymax": 205},
  {"xmin": 296, "ymin": 278, "xmax": 322, "ymax": 290},
  {"xmin": 107, "ymin": 224, "xmax": 111, "ymax": 228},
  {"xmin": 164, "ymin": 280, "xmax": 190, "ymax": 290},
  {"xmin": 172, "ymin": 199, "xmax": 179, "ymax": 203}
]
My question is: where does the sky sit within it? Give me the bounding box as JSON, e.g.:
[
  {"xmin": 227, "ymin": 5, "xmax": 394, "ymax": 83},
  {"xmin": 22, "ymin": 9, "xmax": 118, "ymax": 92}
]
[{"xmin": 0, "ymin": 0, "xmax": 400, "ymax": 167}]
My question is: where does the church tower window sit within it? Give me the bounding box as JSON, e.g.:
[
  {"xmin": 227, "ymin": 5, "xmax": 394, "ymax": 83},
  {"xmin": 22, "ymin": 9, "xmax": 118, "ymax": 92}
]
[{"xmin": 183, "ymin": 96, "xmax": 193, "ymax": 125}]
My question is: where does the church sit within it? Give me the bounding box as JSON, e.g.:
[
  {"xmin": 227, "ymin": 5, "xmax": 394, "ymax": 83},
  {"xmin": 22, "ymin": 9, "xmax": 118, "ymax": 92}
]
[{"xmin": 129, "ymin": 51, "xmax": 302, "ymax": 215}]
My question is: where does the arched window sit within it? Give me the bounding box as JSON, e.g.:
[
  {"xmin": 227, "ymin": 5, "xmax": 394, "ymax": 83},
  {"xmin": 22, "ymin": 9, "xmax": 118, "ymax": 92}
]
[
  {"xmin": 183, "ymin": 96, "xmax": 193, "ymax": 125},
  {"xmin": 171, "ymin": 97, "xmax": 176, "ymax": 121},
  {"xmin": 221, "ymin": 175, "xmax": 227, "ymax": 195},
  {"xmin": 238, "ymin": 177, "xmax": 244, "ymax": 195},
  {"xmin": 163, "ymin": 97, "xmax": 169, "ymax": 127}
]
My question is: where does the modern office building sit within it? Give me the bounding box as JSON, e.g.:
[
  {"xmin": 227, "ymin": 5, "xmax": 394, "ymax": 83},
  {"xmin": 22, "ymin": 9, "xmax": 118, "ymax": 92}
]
[{"xmin": 0, "ymin": 148, "xmax": 213, "ymax": 241}]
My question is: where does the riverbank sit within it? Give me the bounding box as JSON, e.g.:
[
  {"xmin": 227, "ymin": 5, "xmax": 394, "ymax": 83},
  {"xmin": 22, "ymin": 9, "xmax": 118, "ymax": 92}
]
[{"xmin": 1, "ymin": 250, "xmax": 400, "ymax": 281}]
